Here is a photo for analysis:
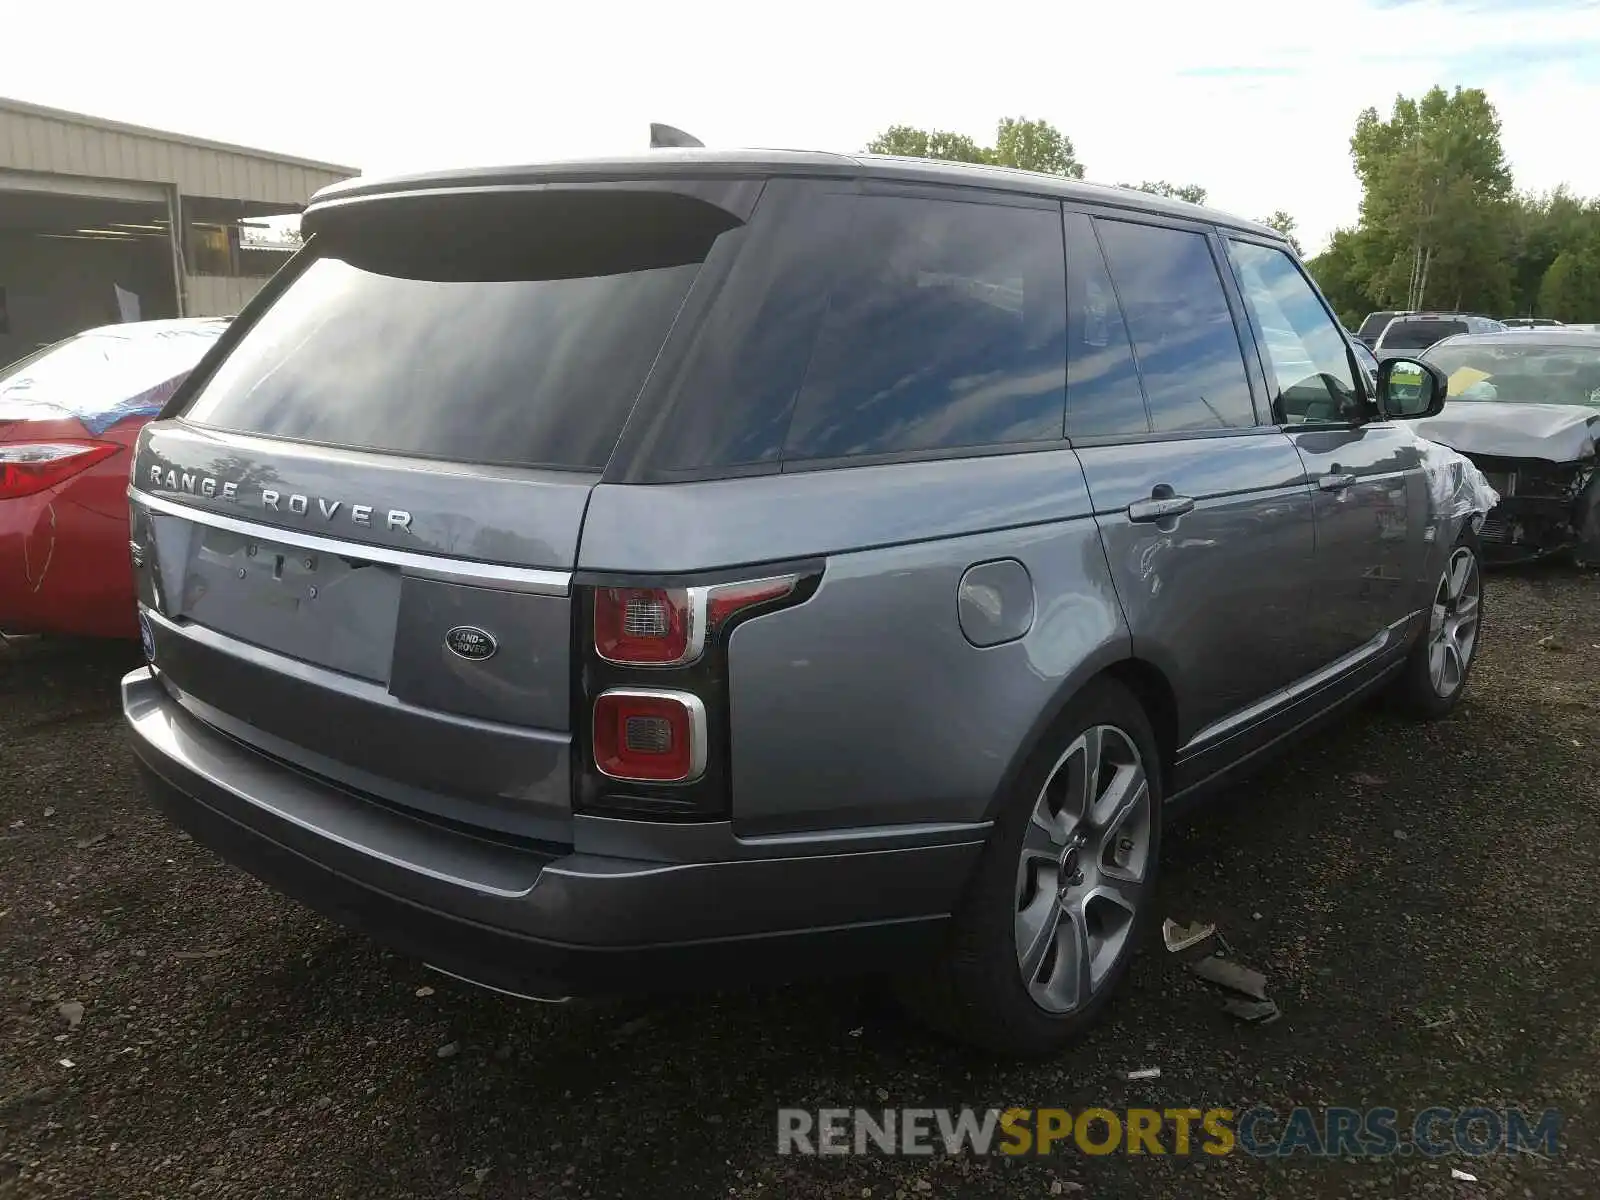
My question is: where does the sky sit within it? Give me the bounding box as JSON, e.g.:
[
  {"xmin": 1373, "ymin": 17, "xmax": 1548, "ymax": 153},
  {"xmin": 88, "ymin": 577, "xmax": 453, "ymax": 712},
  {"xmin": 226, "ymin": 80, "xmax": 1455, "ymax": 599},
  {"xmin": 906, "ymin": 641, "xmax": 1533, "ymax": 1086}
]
[{"xmin": 5, "ymin": 0, "xmax": 1599, "ymax": 255}]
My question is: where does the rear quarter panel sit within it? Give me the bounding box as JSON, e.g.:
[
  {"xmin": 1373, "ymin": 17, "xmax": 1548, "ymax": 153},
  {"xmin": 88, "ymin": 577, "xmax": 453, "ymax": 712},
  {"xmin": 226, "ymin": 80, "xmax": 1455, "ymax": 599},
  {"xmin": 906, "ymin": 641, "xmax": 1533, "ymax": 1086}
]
[{"xmin": 579, "ymin": 449, "xmax": 1130, "ymax": 835}]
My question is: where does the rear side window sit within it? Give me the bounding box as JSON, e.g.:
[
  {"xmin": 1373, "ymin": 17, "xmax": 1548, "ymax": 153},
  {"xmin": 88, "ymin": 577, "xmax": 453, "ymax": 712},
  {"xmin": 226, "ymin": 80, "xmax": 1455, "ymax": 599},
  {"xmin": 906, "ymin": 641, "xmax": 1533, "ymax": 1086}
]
[
  {"xmin": 183, "ymin": 192, "xmax": 724, "ymax": 471},
  {"xmin": 1095, "ymin": 219, "xmax": 1256, "ymax": 431},
  {"xmin": 781, "ymin": 196, "xmax": 1067, "ymax": 461},
  {"xmin": 1381, "ymin": 319, "xmax": 1467, "ymax": 350},
  {"xmin": 1063, "ymin": 212, "xmax": 1147, "ymax": 438}
]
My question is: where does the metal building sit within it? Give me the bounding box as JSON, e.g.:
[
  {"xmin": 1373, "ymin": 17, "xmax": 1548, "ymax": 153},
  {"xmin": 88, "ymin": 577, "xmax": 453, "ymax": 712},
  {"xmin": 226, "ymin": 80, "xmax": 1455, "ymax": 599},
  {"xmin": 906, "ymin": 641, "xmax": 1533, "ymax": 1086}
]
[{"xmin": 0, "ymin": 96, "xmax": 356, "ymax": 362}]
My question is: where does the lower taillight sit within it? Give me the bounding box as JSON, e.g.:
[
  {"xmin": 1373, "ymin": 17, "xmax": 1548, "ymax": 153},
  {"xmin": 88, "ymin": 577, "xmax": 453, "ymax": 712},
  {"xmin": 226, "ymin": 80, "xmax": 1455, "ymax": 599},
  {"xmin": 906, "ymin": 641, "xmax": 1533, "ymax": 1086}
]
[
  {"xmin": 592, "ymin": 689, "xmax": 707, "ymax": 783},
  {"xmin": 0, "ymin": 442, "xmax": 121, "ymax": 500}
]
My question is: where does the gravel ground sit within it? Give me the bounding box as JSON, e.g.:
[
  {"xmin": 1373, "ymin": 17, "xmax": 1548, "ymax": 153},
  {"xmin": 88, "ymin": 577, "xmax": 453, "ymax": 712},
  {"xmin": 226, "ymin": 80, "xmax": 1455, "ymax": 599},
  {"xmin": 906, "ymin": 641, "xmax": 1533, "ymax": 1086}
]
[{"xmin": 3, "ymin": 565, "xmax": 1599, "ymax": 1199}]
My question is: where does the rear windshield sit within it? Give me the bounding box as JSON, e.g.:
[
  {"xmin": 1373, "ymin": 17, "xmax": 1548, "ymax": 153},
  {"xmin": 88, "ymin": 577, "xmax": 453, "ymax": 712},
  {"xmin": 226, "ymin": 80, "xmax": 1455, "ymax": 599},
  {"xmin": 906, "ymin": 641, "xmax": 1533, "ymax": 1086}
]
[
  {"xmin": 1358, "ymin": 312, "xmax": 1397, "ymax": 338},
  {"xmin": 1381, "ymin": 319, "xmax": 1466, "ymax": 350},
  {"xmin": 0, "ymin": 326, "xmax": 222, "ymax": 435},
  {"xmin": 182, "ymin": 192, "xmax": 726, "ymax": 470}
]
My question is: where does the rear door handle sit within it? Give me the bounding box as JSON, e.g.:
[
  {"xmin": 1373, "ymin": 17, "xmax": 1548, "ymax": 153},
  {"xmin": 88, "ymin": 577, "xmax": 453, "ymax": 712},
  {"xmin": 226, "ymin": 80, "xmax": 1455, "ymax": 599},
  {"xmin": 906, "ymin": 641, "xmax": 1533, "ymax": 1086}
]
[
  {"xmin": 1127, "ymin": 495, "xmax": 1195, "ymax": 522},
  {"xmin": 1319, "ymin": 472, "xmax": 1357, "ymax": 492}
]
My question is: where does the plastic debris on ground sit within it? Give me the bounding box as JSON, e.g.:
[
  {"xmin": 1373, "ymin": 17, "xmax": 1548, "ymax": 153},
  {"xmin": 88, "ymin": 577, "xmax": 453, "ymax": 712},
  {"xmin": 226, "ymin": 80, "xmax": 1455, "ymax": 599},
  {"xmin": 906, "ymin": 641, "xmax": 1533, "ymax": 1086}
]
[
  {"xmin": 1189, "ymin": 956, "xmax": 1269, "ymax": 1002},
  {"xmin": 1125, "ymin": 1067, "xmax": 1161, "ymax": 1081},
  {"xmin": 1221, "ymin": 998, "xmax": 1282, "ymax": 1025},
  {"xmin": 1450, "ymin": 1167, "xmax": 1478, "ymax": 1181},
  {"xmin": 1162, "ymin": 919, "xmax": 1216, "ymax": 954}
]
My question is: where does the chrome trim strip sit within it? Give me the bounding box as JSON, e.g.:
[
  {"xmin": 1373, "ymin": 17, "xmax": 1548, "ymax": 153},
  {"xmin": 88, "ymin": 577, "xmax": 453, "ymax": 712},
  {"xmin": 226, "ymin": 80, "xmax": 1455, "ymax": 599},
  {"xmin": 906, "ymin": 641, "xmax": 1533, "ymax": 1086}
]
[
  {"xmin": 1179, "ymin": 610, "xmax": 1422, "ymax": 754},
  {"xmin": 423, "ymin": 964, "xmax": 572, "ymax": 1005},
  {"xmin": 129, "ymin": 489, "xmax": 570, "ymax": 596}
]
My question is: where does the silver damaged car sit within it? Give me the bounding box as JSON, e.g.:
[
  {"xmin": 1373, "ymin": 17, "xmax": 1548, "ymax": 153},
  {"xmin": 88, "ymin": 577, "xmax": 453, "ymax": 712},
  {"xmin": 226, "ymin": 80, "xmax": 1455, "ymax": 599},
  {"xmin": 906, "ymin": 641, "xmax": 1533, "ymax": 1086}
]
[{"xmin": 123, "ymin": 150, "xmax": 1482, "ymax": 1054}]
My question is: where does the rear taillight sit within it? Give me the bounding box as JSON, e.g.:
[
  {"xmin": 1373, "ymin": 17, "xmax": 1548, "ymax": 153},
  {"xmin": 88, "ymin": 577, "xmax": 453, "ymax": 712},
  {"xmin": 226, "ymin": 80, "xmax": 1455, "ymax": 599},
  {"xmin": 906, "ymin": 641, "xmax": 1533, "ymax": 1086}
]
[
  {"xmin": 0, "ymin": 442, "xmax": 121, "ymax": 500},
  {"xmin": 594, "ymin": 587, "xmax": 695, "ymax": 665},
  {"xmin": 577, "ymin": 568, "xmax": 818, "ymax": 820},
  {"xmin": 592, "ymin": 689, "xmax": 707, "ymax": 782},
  {"xmin": 593, "ymin": 577, "xmax": 800, "ymax": 667}
]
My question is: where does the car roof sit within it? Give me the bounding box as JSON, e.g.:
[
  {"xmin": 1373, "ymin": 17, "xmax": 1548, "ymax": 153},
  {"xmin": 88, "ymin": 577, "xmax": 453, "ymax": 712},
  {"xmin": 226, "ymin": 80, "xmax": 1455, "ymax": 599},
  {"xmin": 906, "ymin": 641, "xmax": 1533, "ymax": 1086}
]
[
  {"xmin": 306, "ymin": 147, "xmax": 1284, "ymax": 241},
  {"xmin": 74, "ymin": 317, "xmax": 230, "ymax": 340},
  {"xmin": 1431, "ymin": 329, "xmax": 1600, "ymax": 350}
]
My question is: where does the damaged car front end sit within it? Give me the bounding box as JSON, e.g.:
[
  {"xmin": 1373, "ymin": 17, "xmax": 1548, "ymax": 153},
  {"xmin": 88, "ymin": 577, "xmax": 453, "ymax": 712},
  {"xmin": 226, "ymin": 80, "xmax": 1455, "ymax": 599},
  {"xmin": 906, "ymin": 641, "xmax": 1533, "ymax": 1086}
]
[{"xmin": 1411, "ymin": 332, "xmax": 1600, "ymax": 565}]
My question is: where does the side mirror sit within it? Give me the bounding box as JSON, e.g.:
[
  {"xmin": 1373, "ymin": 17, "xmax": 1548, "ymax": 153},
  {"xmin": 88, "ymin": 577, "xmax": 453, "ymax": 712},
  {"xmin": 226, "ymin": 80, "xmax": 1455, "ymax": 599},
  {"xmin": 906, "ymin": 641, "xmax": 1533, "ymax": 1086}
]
[{"xmin": 1377, "ymin": 357, "xmax": 1448, "ymax": 420}]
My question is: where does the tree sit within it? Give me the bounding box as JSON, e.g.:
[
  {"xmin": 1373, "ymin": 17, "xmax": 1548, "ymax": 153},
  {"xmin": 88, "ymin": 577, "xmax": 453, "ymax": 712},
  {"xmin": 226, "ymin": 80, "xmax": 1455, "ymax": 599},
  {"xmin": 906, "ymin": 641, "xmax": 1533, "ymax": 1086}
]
[
  {"xmin": 1260, "ymin": 210, "xmax": 1303, "ymax": 256},
  {"xmin": 1306, "ymin": 228, "xmax": 1379, "ymax": 329},
  {"xmin": 1538, "ymin": 243, "xmax": 1600, "ymax": 321},
  {"xmin": 1350, "ymin": 86, "xmax": 1513, "ymax": 312},
  {"xmin": 1506, "ymin": 188, "xmax": 1600, "ymax": 316},
  {"xmin": 1122, "ymin": 180, "xmax": 1208, "ymax": 205},
  {"xmin": 865, "ymin": 117, "xmax": 1083, "ymax": 178},
  {"xmin": 865, "ymin": 125, "xmax": 990, "ymax": 166},
  {"xmin": 991, "ymin": 117, "xmax": 1084, "ymax": 178}
]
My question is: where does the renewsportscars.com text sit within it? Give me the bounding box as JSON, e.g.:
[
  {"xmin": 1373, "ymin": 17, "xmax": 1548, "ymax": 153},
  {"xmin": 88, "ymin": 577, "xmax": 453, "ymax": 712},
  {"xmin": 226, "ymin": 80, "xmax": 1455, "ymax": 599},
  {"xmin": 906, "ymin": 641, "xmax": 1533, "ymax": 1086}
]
[{"xmin": 776, "ymin": 1105, "xmax": 1561, "ymax": 1158}]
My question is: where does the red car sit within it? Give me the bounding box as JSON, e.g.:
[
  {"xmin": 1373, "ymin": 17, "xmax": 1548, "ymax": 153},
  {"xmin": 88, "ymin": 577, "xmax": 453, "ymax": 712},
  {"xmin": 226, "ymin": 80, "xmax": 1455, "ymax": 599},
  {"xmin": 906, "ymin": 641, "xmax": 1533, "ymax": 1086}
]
[{"xmin": 1, "ymin": 318, "xmax": 228, "ymax": 638}]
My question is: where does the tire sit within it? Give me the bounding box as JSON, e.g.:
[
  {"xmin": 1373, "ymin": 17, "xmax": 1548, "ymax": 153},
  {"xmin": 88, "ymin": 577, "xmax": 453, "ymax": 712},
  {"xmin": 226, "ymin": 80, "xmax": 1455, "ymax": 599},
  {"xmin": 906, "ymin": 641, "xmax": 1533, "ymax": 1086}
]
[
  {"xmin": 897, "ymin": 678, "xmax": 1162, "ymax": 1056},
  {"xmin": 1390, "ymin": 526, "xmax": 1484, "ymax": 719}
]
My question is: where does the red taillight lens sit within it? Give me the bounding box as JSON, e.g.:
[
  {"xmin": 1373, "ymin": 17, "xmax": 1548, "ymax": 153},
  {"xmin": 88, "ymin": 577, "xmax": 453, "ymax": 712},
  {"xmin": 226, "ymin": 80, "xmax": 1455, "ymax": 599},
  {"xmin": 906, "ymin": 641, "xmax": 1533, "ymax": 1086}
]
[
  {"xmin": 592, "ymin": 689, "xmax": 706, "ymax": 782},
  {"xmin": 594, "ymin": 587, "xmax": 693, "ymax": 665},
  {"xmin": 0, "ymin": 442, "xmax": 121, "ymax": 500},
  {"xmin": 706, "ymin": 577, "xmax": 796, "ymax": 629}
]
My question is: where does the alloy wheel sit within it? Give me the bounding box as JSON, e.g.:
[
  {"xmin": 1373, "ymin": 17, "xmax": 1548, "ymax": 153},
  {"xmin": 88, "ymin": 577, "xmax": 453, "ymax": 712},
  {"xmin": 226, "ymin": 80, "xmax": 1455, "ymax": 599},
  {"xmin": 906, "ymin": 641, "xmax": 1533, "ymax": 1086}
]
[
  {"xmin": 1013, "ymin": 724, "xmax": 1153, "ymax": 1014},
  {"xmin": 1428, "ymin": 546, "xmax": 1481, "ymax": 698}
]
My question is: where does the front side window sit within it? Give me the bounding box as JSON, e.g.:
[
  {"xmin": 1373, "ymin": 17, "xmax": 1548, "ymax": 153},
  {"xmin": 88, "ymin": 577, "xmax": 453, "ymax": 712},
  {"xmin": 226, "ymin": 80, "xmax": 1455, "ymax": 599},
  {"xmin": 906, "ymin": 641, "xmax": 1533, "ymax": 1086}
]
[
  {"xmin": 781, "ymin": 196, "xmax": 1068, "ymax": 460},
  {"xmin": 1227, "ymin": 239, "xmax": 1361, "ymax": 425},
  {"xmin": 1094, "ymin": 219, "xmax": 1256, "ymax": 432}
]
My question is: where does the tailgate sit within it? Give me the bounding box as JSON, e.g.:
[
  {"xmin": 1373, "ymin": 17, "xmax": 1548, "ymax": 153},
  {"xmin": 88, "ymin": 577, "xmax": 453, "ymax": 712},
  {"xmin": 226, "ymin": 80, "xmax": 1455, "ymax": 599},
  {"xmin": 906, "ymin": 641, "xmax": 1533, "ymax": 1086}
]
[
  {"xmin": 125, "ymin": 181, "xmax": 740, "ymax": 838},
  {"xmin": 131, "ymin": 423, "xmax": 588, "ymax": 839}
]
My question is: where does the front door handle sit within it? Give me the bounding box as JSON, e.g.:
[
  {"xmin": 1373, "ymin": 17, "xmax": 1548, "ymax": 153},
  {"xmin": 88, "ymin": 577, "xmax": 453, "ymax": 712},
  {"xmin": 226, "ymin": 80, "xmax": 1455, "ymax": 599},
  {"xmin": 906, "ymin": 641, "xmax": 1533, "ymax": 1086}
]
[
  {"xmin": 1127, "ymin": 494, "xmax": 1195, "ymax": 522},
  {"xmin": 1319, "ymin": 472, "xmax": 1357, "ymax": 492}
]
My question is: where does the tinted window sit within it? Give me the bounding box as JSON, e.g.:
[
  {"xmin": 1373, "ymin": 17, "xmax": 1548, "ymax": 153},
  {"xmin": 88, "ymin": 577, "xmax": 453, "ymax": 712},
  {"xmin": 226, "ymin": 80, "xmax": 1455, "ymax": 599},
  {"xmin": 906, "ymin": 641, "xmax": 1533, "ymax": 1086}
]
[
  {"xmin": 637, "ymin": 183, "xmax": 854, "ymax": 474},
  {"xmin": 1381, "ymin": 319, "xmax": 1467, "ymax": 350},
  {"xmin": 184, "ymin": 214, "xmax": 710, "ymax": 470},
  {"xmin": 1063, "ymin": 212, "xmax": 1147, "ymax": 438},
  {"xmin": 1095, "ymin": 220, "xmax": 1255, "ymax": 431},
  {"xmin": 782, "ymin": 197, "xmax": 1067, "ymax": 460},
  {"xmin": 1227, "ymin": 239, "xmax": 1361, "ymax": 424},
  {"xmin": 1358, "ymin": 311, "xmax": 1400, "ymax": 339}
]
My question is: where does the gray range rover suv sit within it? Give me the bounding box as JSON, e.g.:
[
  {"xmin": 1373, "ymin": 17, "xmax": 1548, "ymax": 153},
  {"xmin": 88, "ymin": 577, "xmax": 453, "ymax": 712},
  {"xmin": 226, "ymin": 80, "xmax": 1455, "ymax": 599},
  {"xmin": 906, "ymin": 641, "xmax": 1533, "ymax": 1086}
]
[{"xmin": 123, "ymin": 150, "xmax": 1476, "ymax": 1055}]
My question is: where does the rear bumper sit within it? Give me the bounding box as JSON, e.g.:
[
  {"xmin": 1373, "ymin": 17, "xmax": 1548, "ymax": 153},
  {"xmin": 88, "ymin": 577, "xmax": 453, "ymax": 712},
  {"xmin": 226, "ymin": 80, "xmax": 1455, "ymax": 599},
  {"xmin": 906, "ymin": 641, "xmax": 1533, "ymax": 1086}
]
[
  {"xmin": 0, "ymin": 481, "xmax": 137, "ymax": 639},
  {"xmin": 123, "ymin": 668, "xmax": 981, "ymax": 998}
]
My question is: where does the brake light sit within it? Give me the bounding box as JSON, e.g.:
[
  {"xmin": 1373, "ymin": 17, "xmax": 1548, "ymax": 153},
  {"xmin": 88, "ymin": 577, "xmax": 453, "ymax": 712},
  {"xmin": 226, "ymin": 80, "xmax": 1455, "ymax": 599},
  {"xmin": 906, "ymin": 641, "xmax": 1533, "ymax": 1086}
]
[
  {"xmin": 0, "ymin": 442, "xmax": 121, "ymax": 500},
  {"xmin": 592, "ymin": 689, "xmax": 707, "ymax": 782}
]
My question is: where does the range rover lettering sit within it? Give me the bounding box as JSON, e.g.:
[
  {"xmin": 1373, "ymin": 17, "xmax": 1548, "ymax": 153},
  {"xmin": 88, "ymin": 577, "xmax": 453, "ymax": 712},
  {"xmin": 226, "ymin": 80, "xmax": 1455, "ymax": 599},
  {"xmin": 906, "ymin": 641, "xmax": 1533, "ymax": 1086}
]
[{"xmin": 122, "ymin": 149, "xmax": 1481, "ymax": 1055}]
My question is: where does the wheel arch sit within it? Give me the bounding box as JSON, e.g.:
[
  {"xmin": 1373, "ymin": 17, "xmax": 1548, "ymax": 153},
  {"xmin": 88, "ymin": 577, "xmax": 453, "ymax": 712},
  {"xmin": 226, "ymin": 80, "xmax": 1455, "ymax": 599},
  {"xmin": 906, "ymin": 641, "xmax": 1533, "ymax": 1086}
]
[{"xmin": 982, "ymin": 654, "xmax": 1180, "ymax": 822}]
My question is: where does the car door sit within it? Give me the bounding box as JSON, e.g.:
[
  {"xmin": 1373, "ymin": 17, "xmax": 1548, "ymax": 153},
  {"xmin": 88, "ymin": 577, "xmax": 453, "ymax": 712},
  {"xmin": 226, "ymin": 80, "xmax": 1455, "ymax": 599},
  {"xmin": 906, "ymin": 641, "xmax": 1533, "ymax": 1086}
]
[
  {"xmin": 1064, "ymin": 210, "xmax": 1317, "ymax": 772},
  {"xmin": 1223, "ymin": 235, "xmax": 1428, "ymax": 672}
]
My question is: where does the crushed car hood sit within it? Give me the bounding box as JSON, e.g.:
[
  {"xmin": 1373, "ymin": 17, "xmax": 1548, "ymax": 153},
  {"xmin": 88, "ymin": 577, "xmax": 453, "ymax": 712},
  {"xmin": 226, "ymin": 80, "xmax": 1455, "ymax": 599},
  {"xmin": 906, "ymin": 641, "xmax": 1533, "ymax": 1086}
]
[{"xmin": 1406, "ymin": 402, "xmax": 1599, "ymax": 463}]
